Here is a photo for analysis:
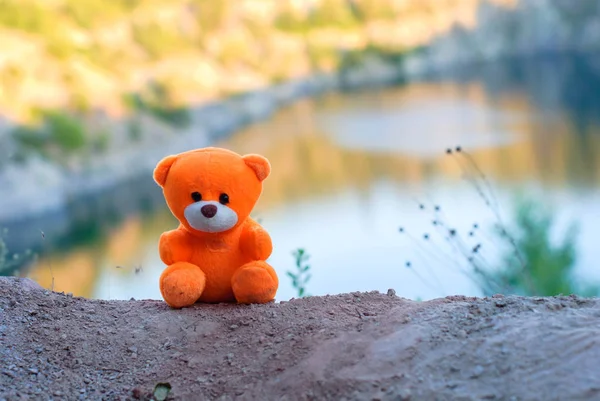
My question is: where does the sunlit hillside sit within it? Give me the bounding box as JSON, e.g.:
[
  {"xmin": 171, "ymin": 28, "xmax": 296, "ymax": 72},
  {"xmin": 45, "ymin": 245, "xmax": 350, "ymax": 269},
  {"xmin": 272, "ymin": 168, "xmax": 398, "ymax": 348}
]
[{"xmin": 0, "ymin": 0, "xmax": 516, "ymax": 120}]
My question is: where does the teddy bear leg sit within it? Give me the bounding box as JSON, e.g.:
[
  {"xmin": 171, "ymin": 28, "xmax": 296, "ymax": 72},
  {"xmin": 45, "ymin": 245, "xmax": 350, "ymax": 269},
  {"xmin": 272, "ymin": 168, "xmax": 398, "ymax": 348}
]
[
  {"xmin": 159, "ymin": 262, "xmax": 206, "ymax": 308},
  {"xmin": 231, "ymin": 261, "xmax": 278, "ymax": 304}
]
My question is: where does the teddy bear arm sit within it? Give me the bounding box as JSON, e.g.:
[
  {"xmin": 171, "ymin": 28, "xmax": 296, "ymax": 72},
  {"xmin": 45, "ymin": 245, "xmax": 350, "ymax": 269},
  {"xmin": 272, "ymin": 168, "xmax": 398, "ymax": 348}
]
[
  {"xmin": 159, "ymin": 229, "xmax": 193, "ymax": 265},
  {"xmin": 240, "ymin": 222, "xmax": 273, "ymax": 261}
]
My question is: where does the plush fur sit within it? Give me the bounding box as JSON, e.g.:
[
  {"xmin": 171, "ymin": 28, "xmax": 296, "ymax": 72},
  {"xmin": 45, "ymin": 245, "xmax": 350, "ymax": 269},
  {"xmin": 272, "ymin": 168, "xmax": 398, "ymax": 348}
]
[{"xmin": 153, "ymin": 147, "xmax": 278, "ymax": 308}]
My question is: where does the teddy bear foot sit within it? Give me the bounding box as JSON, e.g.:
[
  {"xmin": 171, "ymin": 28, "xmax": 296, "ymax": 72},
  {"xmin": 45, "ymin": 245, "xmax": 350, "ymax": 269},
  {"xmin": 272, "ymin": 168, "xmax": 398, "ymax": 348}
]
[
  {"xmin": 231, "ymin": 261, "xmax": 279, "ymax": 304},
  {"xmin": 160, "ymin": 262, "xmax": 206, "ymax": 308}
]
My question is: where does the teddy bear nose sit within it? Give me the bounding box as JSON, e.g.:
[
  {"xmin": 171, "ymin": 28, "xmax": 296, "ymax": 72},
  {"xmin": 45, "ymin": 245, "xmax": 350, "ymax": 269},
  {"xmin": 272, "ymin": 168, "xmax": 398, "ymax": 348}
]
[{"xmin": 201, "ymin": 204, "xmax": 218, "ymax": 218}]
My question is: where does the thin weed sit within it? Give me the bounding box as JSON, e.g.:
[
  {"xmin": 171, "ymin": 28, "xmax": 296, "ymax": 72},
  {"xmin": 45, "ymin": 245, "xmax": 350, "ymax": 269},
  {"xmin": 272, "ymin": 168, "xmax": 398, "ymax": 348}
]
[
  {"xmin": 398, "ymin": 145, "xmax": 593, "ymax": 298},
  {"xmin": 288, "ymin": 248, "xmax": 312, "ymax": 298},
  {"xmin": 40, "ymin": 230, "xmax": 55, "ymax": 291}
]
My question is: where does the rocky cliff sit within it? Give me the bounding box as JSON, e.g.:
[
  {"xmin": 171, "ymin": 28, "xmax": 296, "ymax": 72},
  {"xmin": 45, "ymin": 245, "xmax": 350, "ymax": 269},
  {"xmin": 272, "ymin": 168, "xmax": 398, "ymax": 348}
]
[
  {"xmin": 403, "ymin": 0, "xmax": 600, "ymax": 77},
  {"xmin": 0, "ymin": 0, "xmax": 514, "ymax": 121}
]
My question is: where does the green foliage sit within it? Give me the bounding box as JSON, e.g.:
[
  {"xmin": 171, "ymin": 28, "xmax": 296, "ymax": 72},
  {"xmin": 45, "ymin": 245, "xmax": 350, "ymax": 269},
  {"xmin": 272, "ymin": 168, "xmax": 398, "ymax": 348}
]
[
  {"xmin": 274, "ymin": 8, "xmax": 307, "ymax": 33},
  {"xmin": 308, "ymin": 0, "xmax": 360, "ymax": 28},
  {"xmin": 485, "ymin": 197, "xmax": 597, "ymax": 297},
  {"xmin": 132, "ymin": 22, "xmax": 189, "ymax": 60},
  {"xmin": 11, "ymin": 110, "xmax": 88, "ymax": 160},
  {"xmin": 0, "ymin": 0, "xmax": 139, "ymax": 32},
  {"xmin": 81, "ymin": 45, "xmax": 124, "ymax": 69},
  {"xmin": 63, "ymin": 0, "xmax": 140, "ymax": 28},
  {"xmin": 123, "ymin": 82, "xmax": 191, "ymax": 128},
  {"xmin": 288, "ymin": 248, "xmax": 312, "ymax": 298},
  {"xmin": 351, "ymin": 0, "xmax": 398, "ymax": 21},
  {"xmin": 338, "ymin": 44, "xmax": 416, "ymax": 74},
  {"xmin": 276, "ymin": 0, "xmax": 360, "ymax": 32},
  {"xmin": 0, "ymin": 1, "xmax": 52, "ymax": 34},
  {"xmin": 0, "ymin": 0, "xmax": 419, "ymax": 118},
  {"xmin": 0, "ymin": 1, "xmax": 78, "ymax": 59},
  {"xmin": 44, "ymin": 33, "xmax": 78, "ymax": 60},
  {"xmin": 191, "ymin": 0, "xmax": 229, "ymax": 35},
  {"xmin": 45, "ymin": 111, "xmax": 87, "ymax": 152}
]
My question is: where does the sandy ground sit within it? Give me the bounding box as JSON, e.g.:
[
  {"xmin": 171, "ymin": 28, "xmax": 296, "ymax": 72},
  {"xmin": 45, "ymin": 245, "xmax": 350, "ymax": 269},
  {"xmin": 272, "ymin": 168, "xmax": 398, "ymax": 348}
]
[{"xmin": 1, "ymin": 277, "xmax": 600, "ymax": 401}]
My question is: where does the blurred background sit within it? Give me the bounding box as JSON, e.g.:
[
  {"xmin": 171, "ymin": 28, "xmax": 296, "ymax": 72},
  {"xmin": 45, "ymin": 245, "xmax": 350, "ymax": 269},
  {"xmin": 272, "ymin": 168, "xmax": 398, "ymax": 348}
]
[{"xmin": 1, "ymin": 0, "xmax": 599, "ymax": 302}]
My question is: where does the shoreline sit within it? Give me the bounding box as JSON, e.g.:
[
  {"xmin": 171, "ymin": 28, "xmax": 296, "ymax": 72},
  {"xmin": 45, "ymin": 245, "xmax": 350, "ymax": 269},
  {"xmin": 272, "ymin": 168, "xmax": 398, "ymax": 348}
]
[{"xmin": 0, "ymin": 61, "xmax": 406, "ymax": 262}]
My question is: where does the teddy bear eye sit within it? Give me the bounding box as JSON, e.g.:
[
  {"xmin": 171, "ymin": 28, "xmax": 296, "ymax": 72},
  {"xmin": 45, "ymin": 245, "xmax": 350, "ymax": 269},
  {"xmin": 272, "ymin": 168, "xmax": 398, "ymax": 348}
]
[
  {"xmin": 191, "ymin": 192, "xmax": 202, "ymax": 202},
  {"xmin": 219, "ymin": 193, "xmax": 229, "ymax": 205}
]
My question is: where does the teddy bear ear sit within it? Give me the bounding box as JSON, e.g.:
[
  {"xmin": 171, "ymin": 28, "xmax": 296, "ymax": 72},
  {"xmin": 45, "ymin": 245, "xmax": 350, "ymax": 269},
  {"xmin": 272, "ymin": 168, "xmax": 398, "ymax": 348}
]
[
  {"xmin": 242, "ymin": 154, "xmax": 271, "ymax": 182},
  {"xmin": 153, "ymin": 154, "xmax": 178, "ymax": 187}
]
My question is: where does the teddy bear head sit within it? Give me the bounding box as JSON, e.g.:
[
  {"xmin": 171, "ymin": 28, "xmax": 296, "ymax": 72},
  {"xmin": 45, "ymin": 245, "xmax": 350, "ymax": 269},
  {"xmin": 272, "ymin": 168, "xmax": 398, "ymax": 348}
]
[{"xmin": 153, "ymin": 147, "xmax": 270, "ymax": 234}]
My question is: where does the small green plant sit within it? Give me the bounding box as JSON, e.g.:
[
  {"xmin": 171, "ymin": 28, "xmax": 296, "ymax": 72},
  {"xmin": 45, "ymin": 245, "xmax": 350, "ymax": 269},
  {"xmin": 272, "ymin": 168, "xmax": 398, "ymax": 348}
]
[
  {"xmin": 288, "ymin": 248, "xmax": 312, "ymax": 298},
  {"xmin": 45, "ymin": 110, "xmax": 87, "ymax": 152},
  {"xmin": 486, "ymin": 197, "xmax": 596, "ymax": 297}
]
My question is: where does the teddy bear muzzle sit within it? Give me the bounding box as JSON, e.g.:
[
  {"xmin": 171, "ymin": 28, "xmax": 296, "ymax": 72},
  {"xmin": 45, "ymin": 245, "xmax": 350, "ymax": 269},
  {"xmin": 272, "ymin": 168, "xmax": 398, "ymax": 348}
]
[
  {"xmin": 201, "ymin": 204, "xmax": 217, "ymax": 218},
  {"xmin": 184, "ymin": 200, "xmax": 239, "ymax": 233}
]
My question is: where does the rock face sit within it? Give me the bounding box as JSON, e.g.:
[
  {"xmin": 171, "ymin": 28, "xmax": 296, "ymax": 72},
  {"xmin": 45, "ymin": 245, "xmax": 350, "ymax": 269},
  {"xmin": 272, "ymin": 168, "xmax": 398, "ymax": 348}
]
[
  {"xmin": 403, "ymin": 0, "xmax": 600, "ymax": 78},
  {"xmin": 1, "ymin": 276, "xmax": 599, "ymax": 400}
]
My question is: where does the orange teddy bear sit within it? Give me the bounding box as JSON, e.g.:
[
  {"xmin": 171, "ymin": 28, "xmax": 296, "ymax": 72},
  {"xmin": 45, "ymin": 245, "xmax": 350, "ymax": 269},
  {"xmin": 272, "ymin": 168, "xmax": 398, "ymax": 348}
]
[{"xmin": 153, "ymin": 147, "xmax": 278, "ymax": 308}]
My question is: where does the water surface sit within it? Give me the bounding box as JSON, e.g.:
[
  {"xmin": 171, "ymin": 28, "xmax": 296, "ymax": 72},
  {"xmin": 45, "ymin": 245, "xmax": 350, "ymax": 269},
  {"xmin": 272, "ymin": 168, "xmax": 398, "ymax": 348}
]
[{"xmin": 19, "ymin": 55, "xmax": 600, "ymax": 301}]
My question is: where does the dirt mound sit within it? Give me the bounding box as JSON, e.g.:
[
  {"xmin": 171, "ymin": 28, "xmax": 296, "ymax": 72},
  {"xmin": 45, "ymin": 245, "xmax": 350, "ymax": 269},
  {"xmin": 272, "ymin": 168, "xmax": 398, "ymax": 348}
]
[{"xmin": 1, "ymin": 277, "xmax": 600, "ymax": 400}]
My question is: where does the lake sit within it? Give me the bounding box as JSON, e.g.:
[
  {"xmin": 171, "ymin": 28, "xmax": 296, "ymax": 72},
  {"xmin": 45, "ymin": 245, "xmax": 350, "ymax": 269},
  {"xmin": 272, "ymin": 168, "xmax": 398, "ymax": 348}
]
[{"xmin": 14, "ymin": 54, "xmax": 600, "ymax": 302}]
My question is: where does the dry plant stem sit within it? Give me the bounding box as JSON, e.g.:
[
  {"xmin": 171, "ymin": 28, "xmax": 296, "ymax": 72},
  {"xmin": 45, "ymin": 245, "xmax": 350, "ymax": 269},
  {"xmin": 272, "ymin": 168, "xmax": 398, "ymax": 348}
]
[
  {"xmin": 40, "ymin": 230, "xmax": 54, "ymax": 292},
  {"xmin": 460, "ymin": 151, "xmax": 502, "ymax": 212},
  {"xmin": 441, "ymin": 229, "xmax": 505, "ymax": 292},
  {"xmin": 401, "ymin": 228, "xmax": 448, "ymax": 287},
  {"xmin": 452, "ymin": 154, "xmax": 493, "ymax": 207},
  {"xmin": 409, "ymin": 202, "xmax": 480, "ymax": 281},
  {"xmin": 427, "ymin": 182, "xmax": 504, "ymax": 258},
  {"xmin": 451, "ymin": 150, "xmax": 537, "ymax": 295},
  {"xmin": 421, "ymin": 187, "xmax": 501, "ymax": 259},
  {"xmin": 404, "ymin": 223, "xmax": 475, "ymax": 289},
  {"xmin": 415, "ymin": 199, "xmax": 492, "ymax": 274},
  {"xmin": 419, "ymin": 201, "xmax": 507, "ymax": 292},
  {"xmin": 430, "ymin": 196, "xmax": 513, "ymax": 285}
]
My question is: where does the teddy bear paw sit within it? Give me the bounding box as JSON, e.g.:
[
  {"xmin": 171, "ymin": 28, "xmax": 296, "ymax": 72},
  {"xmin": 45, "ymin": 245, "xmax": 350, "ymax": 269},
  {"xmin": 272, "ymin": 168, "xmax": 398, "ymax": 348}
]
[
  {"xmin": 159, "ymin": 262, "xmax": 206, "ymax": 308},
  {"xmin": 232, "ymin": 261, "xmax": 278, "ymax": 304}
]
